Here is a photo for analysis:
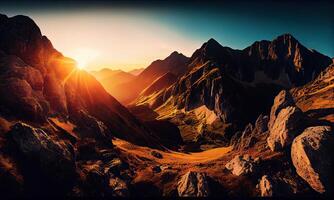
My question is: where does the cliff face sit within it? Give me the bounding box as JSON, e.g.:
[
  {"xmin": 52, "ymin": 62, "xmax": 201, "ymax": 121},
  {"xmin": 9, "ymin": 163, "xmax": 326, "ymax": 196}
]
[
  {"xmin": 0, "ymin": 14, "xmax": 159, "ymax": 147},
  {"xmin": 145, "ymin": 34, "xmax": 331, "ymax": 127},
  {"xmin": 240, "ymin": 34, "xmax": 332, "ymax": 86}
]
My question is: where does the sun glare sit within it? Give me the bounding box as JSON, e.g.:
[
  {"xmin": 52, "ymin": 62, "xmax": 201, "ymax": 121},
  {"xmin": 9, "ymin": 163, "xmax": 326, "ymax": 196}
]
[
  {"xmin": 76, "ymin": 59, "xmax": 86, "ymax": 69},
  {"xmin": 67, "ymin": 48, "xmax": 100, "ymax": 70}
]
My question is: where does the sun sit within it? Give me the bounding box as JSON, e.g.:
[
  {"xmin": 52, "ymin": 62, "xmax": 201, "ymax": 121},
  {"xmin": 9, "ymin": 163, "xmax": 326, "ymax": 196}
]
[
  {"xmin": 67, "ymin": 48, "xmax": 100, "ymax": 70},
  {"xmin": 76, "ymin": 59, "xmax": 86, "ymax": 69}
]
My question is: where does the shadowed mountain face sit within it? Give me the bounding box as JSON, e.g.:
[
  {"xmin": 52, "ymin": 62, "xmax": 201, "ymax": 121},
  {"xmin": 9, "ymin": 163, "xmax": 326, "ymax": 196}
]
[
  {"xmin": 110, "ymin": 51, "xmax": 189, "ymax": 104},
  {"xmin": 140, "ymin": 72, "xmax": 177, "ymax": 97},
  {"xmin": 0, "ymin": 14, "xmax": 160, "ymax": 147},
  {"xmin": 139, "ymin": 35, "xmax": 332, "ymax": 128}
]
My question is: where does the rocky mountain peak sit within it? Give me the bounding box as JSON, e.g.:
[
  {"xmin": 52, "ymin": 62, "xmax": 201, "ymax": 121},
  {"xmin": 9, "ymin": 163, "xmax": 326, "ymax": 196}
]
[
  {"xmin": 169, "ymin": 51, "xmax": 183, "ymax": 57},
  {"xmin": 274, "ymin": 33, "xmax": 298, "ymax": 44},
  {"xmin": 198, "ymin": 38, "xmax": 226, "ymax": 56},
  {"xmin": 188, "ymin": 38, "xmax": 235, "ymax": 69},
  {"xmin": 164, "ymin": 51, "xmax": 188, "ymax": 64},
  {"xmin": 0, "ymin": 14, "xmax": 41, "ymax": 35},
  {"xmin": 204, "ymin": 38, "xmax": 222, "ymax": 49},
  {"xmin": 0, "ymin": 14, "xmax": 61, "ymax": 68}
]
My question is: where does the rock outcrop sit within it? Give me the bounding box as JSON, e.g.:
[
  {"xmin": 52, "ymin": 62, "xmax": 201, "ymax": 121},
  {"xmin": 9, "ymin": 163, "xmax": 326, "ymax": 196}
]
[
  {"xmin": 177, "ymin": 171, "xmax": 210, "ymax": 197},
  {"xmin": 266, "ymin": 90, "xmax": 308, "ymax": 151},
  {"xmin": 231, "ymin": 114, "xmax": 269, "ymax": 150},
  {"xmin": 258, "ymin": 175, "xmax": 273, "ymax": 197},
  {"xmin": 268, "ymin": 90, "xmax": 295, "ymax": 130},
  {"xmin": 8, "ymin": 122, "xmax": 76, "ymax": 185},
  {"xmin": 225, "ymin": 154, "xmax": 256, "ymax": 176},
  {"xmin": 108, "ymin": 175, "xmax": 129, "ymax": 197},
  {"xmin": 74, "ymin": 110, "xmax": 110, "ymax": 140},
  {"xmin": 291, "ymin": 126, "xmax": 334, "ymax": 194},
  {"xmin": 267, "ymin": 106, "xmax": 306, "ymax": 151}
]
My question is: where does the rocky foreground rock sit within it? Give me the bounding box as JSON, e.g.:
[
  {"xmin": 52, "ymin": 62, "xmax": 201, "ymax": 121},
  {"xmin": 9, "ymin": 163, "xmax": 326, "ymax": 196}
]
[
  {"xmin": 267, "ymin": 106, "xmax": 306, "ymax": 151},
  {"xmin": 258, "ymin": 175, "xmax": 273, "ymax": 197},
  {"xmin": 225, "ymin": 154, "xmax": 257, "ymax": 176},
  {"xmin": 267, "ymin": 90, "xmax": 307, "ymax": 151},
  {"xmin": 268, "ymin": 90, "xmax": 295, "ymax": 130},
  {"xmin": 291, "ymin": 126, "xmax": 334, "ymax": 194},
  {"xmin": 177, "ymin": 171, "xmax": 210, "ymax": 197},
  {"xmin": 231, "ymin": 114, "xmax": 269, "ymax": 150},
  {"xmin": 8, "ymin": 122, "xmax": 76, "ymax": 185}
]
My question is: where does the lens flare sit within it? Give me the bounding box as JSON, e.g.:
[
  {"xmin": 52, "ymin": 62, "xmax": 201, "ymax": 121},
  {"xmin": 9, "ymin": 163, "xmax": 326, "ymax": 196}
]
[{"xmin": 68, "ymin": 48, "xmax": 100, "ymax": 70}]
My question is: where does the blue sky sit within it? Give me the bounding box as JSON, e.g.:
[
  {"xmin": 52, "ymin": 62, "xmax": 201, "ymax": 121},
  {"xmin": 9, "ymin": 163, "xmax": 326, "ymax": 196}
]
[
  {"xmin": 147, "ymin": 1, "xmax": 333, "ymax": 56},
  {"xmin": 1, "ymin": 0, "xmax": 333, "ymax": 70}
]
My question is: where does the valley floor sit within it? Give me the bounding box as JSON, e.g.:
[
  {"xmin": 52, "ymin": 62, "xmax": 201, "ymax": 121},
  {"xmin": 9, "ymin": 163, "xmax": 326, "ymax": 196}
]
[
  {"xmin": 113, "ymin": 136, "xmax": 282, "ymax": 197},
  {"xmin": 114, "ymin": 138, "xmax": 232, "ymax": 164}
]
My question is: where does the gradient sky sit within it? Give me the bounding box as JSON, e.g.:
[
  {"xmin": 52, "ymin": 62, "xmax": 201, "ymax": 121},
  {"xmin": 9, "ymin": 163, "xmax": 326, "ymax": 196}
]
[{"xmin": 1, "ymin": 0, "xmax": 333, "ymax": 71}]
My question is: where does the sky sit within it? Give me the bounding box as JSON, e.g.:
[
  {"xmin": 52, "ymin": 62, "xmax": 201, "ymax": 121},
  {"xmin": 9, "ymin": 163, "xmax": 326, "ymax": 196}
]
[{"xmin": 1, "ymin": 0, "xmax": 333, "ymax": 71}]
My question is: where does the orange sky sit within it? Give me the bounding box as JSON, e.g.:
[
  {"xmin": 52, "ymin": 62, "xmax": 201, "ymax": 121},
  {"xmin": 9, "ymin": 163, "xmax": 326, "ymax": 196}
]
[{"xmin": 23, "ymin": 11, "xmax": 200, "ymax": 72}]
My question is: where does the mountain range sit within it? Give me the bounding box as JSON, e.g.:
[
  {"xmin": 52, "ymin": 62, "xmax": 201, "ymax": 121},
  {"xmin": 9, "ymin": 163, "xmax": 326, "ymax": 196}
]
[{"xmin": 0, "ymin": 14, "xmax": 333, "ymax": 198}]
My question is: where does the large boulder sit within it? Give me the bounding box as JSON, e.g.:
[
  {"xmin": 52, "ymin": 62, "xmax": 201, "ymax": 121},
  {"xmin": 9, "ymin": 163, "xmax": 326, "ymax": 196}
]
[
  {"xmin": 8, "ymin": 122, "xmax": 76, "ymax": 185},
  {"xmin": 177, "ymin": 171, "xmax": 210, "ymax": 197},
  {"xmin": 74, "ymin": 110, "xmax": 111, "ymax": 141},
  {"xmin": 268, "ymin": 90, "xmax": 295, "ymax": 130},
  {"xmin": 225, "ymin": 154, "xmax": 255, "ymax": 176},
  {"xmin": 78, "ymin": 159, "xmax": 130, "ymax": 197},
  {"xmin": 267, "ymin": 106, "xmax": 306, "ymax": 151},
  {"xmin": 291, "ymin": 126, "xmax": 334, "ymax": 194}
]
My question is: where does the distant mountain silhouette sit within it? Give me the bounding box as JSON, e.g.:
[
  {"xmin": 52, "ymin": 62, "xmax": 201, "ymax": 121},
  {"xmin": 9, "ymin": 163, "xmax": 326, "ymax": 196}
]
[
  {"xmin": 91, "ymin": 68, "xmax": 135, "ymax": 95},
  {"xmin": 128, "ymin": 68, "xmax": 145, "ymax": 76},
  {"xmin": 111, "ymin": 51, "xmax": 189, "ymax": 104}
]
